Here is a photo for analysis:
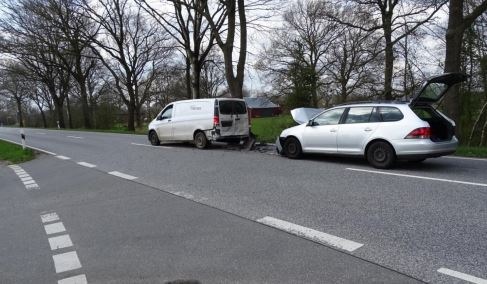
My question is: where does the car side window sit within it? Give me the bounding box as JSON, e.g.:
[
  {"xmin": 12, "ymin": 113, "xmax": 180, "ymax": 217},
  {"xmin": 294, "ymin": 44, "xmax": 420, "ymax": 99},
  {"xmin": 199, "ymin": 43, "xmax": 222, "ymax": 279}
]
[
  {"xmin": 378, "ymin": 107, "xmax": 403, "ymax": 122},
  {"xmin": 344, "ymin": 107, "xmax": 375, "ymax": 124},
  {"xmin": 313, "ymin": 108, "xmax": 345, "ymax": 126},
  {"xmin": 159, "ymin": 105, "xmax": 173, "ymax": 120}
]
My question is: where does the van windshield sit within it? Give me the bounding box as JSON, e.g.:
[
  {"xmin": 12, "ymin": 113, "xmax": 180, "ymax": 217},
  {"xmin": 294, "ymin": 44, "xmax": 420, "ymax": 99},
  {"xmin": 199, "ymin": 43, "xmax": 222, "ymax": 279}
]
[{"xmin": 219, "ymin": 101, "xmax": 247, "ymax": 115}]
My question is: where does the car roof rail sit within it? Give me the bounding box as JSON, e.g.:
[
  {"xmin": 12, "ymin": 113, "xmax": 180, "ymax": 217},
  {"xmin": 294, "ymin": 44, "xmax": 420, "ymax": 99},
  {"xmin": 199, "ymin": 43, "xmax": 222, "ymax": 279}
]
[{"xmin": 334, "ymin": 99, "xmax": 409, "ymax": 107}]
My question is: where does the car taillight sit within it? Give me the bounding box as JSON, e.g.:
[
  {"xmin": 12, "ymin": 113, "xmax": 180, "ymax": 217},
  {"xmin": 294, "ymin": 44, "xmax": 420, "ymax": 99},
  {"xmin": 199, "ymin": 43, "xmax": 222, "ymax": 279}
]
[
  {"xmin": 213, "ymin": 115, "xmax": 220, "ymax": 126},
  {"xmin": 405, "ymin": 127, "xmax": 431, "ymax": 139}
]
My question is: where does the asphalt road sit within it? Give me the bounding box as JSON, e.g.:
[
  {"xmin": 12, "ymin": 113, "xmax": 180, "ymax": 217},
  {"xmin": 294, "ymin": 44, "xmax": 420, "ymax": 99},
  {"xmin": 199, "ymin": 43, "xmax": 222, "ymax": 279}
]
[{"xmin": 1, "ymin": 127, "xmax": 486, "ymax": 283}]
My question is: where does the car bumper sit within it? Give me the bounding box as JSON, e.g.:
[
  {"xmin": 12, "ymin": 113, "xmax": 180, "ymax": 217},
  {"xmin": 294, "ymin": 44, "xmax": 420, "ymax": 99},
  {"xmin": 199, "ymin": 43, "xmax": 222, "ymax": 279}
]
[
  {"xmin": 392, "ymin": 137, "xmax": 458, "ymax": 158},
  {"xmin": 276, "ymin": 136, "xmax": 285, "ymax": 154}
]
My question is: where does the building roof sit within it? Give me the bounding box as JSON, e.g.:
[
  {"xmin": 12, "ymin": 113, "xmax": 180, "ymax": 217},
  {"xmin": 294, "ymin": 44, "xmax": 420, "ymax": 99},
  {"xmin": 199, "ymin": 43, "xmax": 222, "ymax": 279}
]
[{"xmin": 244, "ymin": 97, "xmax": 279, "ymax": 109}]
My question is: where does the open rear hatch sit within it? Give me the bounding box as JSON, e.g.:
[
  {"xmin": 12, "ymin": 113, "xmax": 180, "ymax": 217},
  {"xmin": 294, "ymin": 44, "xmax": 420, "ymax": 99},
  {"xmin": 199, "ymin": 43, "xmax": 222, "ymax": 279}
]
[{"xmin": 410, "ymin": 73, "xmax": 468, "ymax": 142}]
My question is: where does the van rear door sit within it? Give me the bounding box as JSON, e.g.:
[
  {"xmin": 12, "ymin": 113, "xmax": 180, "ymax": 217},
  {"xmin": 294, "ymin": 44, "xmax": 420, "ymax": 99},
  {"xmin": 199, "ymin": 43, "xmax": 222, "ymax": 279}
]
[{"xmin": 218, "ymin": 100, "xmax": 249, "ymax": 137}]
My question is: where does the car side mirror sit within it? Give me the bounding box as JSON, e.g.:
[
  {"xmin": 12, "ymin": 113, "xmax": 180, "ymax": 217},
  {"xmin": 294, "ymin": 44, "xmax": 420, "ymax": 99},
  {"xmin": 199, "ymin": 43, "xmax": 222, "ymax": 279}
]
[{"xmin": 307, "ymin": 120, "xmax": 314, "ymax": 126}]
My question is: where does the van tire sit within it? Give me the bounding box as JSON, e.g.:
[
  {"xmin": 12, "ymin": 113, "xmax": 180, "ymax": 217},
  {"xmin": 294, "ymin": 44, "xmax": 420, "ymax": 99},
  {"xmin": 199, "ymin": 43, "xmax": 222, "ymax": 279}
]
[
  {"xmin": 366, "ymin": 141, "xmax": 395, "ymax": 169},
  {"xmin": 284, "ymin": 137, "xmax": 302, "ymax": 159},
  {"xmin": 149, "ymin": 131, "xmax": 160, "ymax": 146},
  {"xmin": 194, "ymin": 131, "xmax": 208, "ymax": 149}
]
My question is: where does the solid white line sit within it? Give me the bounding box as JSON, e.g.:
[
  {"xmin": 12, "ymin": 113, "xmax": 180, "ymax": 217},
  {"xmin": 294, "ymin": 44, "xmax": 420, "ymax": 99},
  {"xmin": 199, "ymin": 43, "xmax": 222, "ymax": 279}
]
[
  {"xmin": 257, "ymin": 216, "xmax": 363, "ymax": 252},
  {"xmin": 438, "ymin": 268, "xmax": 487, "ymax": 284},
  {"xmin": 131, "ymin": 142, "xmax": 173, "ymax": 149},
  {"xmin": 0, "ymin": 137, "xmax": 57, "ymax": 155},
  {"xmin": 48, "ymin": 234, "xmax": 73, "ymax": 250},
  {"xmin": 108, "ymin": 171, "xmax": 137, "ymax": 180},
  {"xmin": 44, "ymin": 222, "xmax": 66, "ymax": 235},
  {"xmin": 58, "ymin": 274, "xmax": 87, "ymax": 284},
  {"xmin": 444, "ymin": 156, "xmax": 487, "ymax": 162},
  {"xmin": 347, "ymin": 168, "xmax": 487, "ymax": 188},
  {"xmin": 41, "ymin": 212, "xmax": 60, "ymax": 223},
  {"xmin": 77, "ymin": 162, "xmax": 96, "ymax": 168},
  {"xmin": 67, "ymin": 136, "xmax": 83, "ymax": 139},
  {"xmin": 36, "ymin": 132, "xmax": 47, "ymax": 135},
  {"xmin": 56, "ymin": 155, "xmax": 71, "ymax": 160},
  {"xmin": 52, "ymin": 251, "xmax": 82, "ymax": 273}
]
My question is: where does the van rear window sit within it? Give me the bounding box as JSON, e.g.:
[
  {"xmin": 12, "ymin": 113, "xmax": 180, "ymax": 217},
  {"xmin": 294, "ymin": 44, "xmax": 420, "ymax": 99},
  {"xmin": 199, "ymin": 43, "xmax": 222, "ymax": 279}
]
[{"xmin": 219, "ymin": 101, "xmax": 247, "ymax": 115}]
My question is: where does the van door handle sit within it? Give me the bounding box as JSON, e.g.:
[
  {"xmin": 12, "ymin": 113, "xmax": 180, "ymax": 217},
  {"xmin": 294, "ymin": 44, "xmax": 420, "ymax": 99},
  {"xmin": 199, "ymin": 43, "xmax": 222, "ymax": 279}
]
[
  {"xmin": 235, "ymin": 118, "xmax": 241, "ymax": 121},
  {"xmin": 364, "ymin": 128, "xmax": 372, "ymax": 132},
  {"xmin": 330, "ymin": 129, "xmax": 337, "ymax": 133}
]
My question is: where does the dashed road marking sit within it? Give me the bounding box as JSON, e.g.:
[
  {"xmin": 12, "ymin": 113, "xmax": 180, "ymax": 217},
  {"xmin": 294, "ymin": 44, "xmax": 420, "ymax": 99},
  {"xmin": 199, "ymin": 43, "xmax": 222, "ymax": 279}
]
[
  {"xmin": 438, "ymin": 268, "xmax": 487, "ymax": 284},
  {"xmin": 67, "ymin": 136, "xmax": 84, "ymax": 139},
  {"xmin": 9, "ymin": 165, "xmax": 39, "ymax": 190},
  {"xmin": 77, "ymin": 162, "xmax": 96, "ymax": 168},
  {"xmin": 52, "ymin": 251, "xmax": 82, "ymax": 273},
  {"xmin": 257, "ymin": 216, "xmax": 364, "ymax": 252},
  {"xmin": 58, "ymin": 274, "xmax": 87, "ymax": 284},
  {"xmin": 48, "ymin": 234, "xmax": 73, "ymax": 250},
  {"xmin": 44, "ymin": 222, "xmax": 66, "ymax": 235},
  {"xmin": 36, "ymin": 132, "xmax": 47, "ymax": 135},
  {"xmin": 56, "ymin": 155, "xmax": 71, "ymax": 160},
  {"xmin": 131, "ymin": 142, "xmax": 173, "ymax": 149},
  {"xmin": 108, "ymin": 171, "xmax": 137, "ymax": 180},
  {"xmin": 41, "ymin": 212, "xmax": 60, "ymax": 223},
  {"xmin": 347, "ymin": 168, "xmax": 487, "ymax": 188}
]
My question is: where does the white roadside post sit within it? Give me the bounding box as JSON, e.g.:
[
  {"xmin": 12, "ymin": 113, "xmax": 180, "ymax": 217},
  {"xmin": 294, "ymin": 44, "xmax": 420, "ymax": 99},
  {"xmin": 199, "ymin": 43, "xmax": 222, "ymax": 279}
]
[{"xmin": 20, "ymin": 129, "xmax": 26, "ymax": 150}]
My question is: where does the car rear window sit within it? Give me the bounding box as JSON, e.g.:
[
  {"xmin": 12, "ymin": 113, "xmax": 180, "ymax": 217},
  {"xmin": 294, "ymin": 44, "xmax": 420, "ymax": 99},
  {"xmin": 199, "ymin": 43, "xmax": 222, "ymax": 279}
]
[
  {"xmin": 219, "ymin": 101, "xmax": 247, "ymax": 115},
  {"xmin": 378, "ymin": 107, "xmax": 403, "ymax": 122}
]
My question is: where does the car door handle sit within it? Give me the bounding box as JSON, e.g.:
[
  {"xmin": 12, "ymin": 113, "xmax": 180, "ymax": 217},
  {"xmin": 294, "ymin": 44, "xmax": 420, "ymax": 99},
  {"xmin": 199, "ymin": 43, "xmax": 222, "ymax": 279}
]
[
  {"xmin": 167, "ymin": 119, "xmax": 171, "ymax": 122},
  {"xmin": 330, "ymin": 129, "xmax": 337, "ymax": 133},
  {"xmin": 364, "ymin": 128, "xmax": 372, "ymax": 132}
]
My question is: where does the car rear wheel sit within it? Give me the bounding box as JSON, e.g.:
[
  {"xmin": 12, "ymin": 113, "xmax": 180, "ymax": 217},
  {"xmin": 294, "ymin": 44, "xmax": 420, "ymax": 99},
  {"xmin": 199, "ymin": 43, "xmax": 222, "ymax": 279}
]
[
  {"xmin": 367, "ymin": 141, "xmax": 395, "ymax": 169},
  {"xmin": 194, "ymin": 131, "xmax": 208, "ymax": 149},
  {"xmin": 284, "ymin": 137, "xmax": 302, "ymax": 159},
  {"xmin": 149, "ymin": 131, "xmax": 160, "ymax": 146}
]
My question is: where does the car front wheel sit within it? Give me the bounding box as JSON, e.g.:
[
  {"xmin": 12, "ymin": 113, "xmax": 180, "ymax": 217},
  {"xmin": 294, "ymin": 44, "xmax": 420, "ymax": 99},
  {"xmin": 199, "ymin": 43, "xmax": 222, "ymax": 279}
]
[
  {"xmin": 367, "ymin": 141, "xmax": 395, "ymax": 169},
  {"xmin": 284, "ymin": 137, "xmax": 302, "ymax": 159}
]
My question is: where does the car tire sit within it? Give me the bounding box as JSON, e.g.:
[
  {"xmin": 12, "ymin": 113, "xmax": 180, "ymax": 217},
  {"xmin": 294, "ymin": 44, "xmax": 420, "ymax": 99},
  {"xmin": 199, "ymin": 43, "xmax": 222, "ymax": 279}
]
[
  {"xmin": 194, "ymin": 131, "xmax": 208, "ymax": 149},
  {"xmin": 149, "ymin": 131, "xmax": 160, "ymax": 146},
  {"xmin": 367, "ymin": 141, "xmax": 395, "ymax": 169},
  {"xmin": 284, "ymin": 137, "xmax": 302, "ymax": 159}
]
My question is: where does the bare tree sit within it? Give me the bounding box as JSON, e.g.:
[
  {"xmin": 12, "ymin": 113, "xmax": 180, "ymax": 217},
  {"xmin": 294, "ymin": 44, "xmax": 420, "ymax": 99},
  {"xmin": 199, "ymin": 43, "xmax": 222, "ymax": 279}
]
[
  {"xmin": 0, "ymin": 64, "xmax": 30, "ymax": 127},
  {"xmin": 81, "ymin": 0, "xmax": 173, "ymax": 130}
]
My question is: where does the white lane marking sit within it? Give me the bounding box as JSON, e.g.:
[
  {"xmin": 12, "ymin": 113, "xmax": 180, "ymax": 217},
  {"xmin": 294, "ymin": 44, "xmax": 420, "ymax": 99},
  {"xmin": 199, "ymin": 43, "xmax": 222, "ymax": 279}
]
[
  {"xmin": 347, "ymin": 168, "xmax": 487, "ymax": 188},
  {"xmin": 18, "ymin": 174, "xmax": 30, "ymax": 178},
  {"xmin": 48, "ymin": 234, "xmax": 73, "ymax": 250},
  {"xmin": 58, "ymin": 274, "xmax": 87, "ymax": 284},
  {"xmin": 0, "ymin": 137, "xmax": 57, "ymax": 155},
  {"xmin": 257, "ymin": 216, "xmax": 364, "ymax": 252},
  {"xmin": 444, "ymin": 156, "xmax": 487, "ymax": 162},
  {"xmin": 77, "ymin": 162, "xmax": 96, "ymax": 168},
  {"xmin": 56, "ymin": 155, "xmax": 71, "ymax": 160},
  {"xmin": 44, "ymin": 222, "xmax": 66, "ymax": 235},
  {"xmin": 108, "ymin": 171, "xmax": 137, "ymax": 180},
  {"xmin": 36, "ymin": 132, "xmax": 47, "ymax": 135},
  {"xmin": 131, "ymin": 142, "xmax": 173, "ymax": 149},
  {"xmin": 67, "ymin": 136, "xmax": 83, "ymax": 139},
  {"xmin": 41, "ymin": 212, "xmax": 60, "ymax": 223},
  {"xmin": 25, "ymin": 184, "xmax": 39, "ymax": 190},
  {"xmin": 438, "ymin": 268, "xmax": 487, "ymax": 284},
  {"xmin": 52, "ymin": 251, "xmax": 82, "ymax": 273},
  {"xmin": 20, "ymin": 176, "xmax": 33, "ymax": 182},
  {"xmin": 23, "ymin": 180, "xmax": 36, "ymax": 185}
]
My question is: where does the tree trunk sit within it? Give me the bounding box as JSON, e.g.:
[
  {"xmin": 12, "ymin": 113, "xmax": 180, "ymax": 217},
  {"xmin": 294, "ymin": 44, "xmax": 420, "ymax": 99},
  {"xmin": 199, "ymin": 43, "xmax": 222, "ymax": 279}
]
[
  {"xmin": 40, "ymin": 109, "xmax": 47, "ymax": 128},
  {"xmin": 15, "ymin": 97, "xmax": 24, "ymax": 128},
  {"xmin": 66, "ymin": 96, "xmax": 73, "ymax": 129},
  {"xmin": 127, "ymin": 95, "xmax": 136, "ymax": 131},
  {"xmin": 190, "ymin": 54, "xmax": 201, "ymax": 99},
  {"xmin": 79, "ymin": 81, "xmax": 92, "ymax": 129},
  {"xmin": 185, "ymin": 56, "xmax": 192, "ymax": 99},
  {"xmin": 54, "ymin": 100, "xmax": 65, "ymax": 129},
  {"xmin": 383, "ymin": 25, "xmax": 394, "ymax": 100}
]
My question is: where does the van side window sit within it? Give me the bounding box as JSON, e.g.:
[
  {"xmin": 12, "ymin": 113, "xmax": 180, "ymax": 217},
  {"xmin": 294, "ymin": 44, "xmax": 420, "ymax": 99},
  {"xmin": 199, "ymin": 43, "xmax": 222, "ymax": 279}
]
[
  {"xmin": 378, "ymin": 107, "xmax": 403, "ymax": 122},
  {"xmin": 160, "ymin": 105, "xmax": 173, "ymax": 120},
  {"xmin": 344, "ymin": 107, "xmax": 374, "ymax": 124}
]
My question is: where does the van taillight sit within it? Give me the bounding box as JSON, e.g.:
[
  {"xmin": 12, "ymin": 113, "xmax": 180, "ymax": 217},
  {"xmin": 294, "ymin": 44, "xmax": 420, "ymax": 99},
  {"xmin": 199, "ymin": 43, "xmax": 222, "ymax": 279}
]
[
  {"xmin": 213, "ymin": 115, "xmax": 220, "ymax": 126},
  {"xmin": 405, "ymin": 127, "xmax": 431, "ymax": 139}
]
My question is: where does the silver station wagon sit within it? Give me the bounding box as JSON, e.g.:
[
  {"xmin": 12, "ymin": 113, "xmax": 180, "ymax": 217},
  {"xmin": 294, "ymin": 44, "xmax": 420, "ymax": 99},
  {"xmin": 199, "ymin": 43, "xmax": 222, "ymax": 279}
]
[{"xmin": 276, "ymin": 73, "xmax": 468, "ymax": 169}]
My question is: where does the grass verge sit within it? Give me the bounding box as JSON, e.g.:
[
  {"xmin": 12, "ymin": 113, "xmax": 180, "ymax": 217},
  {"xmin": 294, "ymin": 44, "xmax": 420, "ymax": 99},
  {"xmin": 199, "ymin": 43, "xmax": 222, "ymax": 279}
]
[
  {"xmin": 0, "ymin": 140, "xmax": 35, "ymax": 164},
  {"xmin": 455, "ymin": 146, "xmax": 487, "ymax": 158},
  {"xmin": 251, "ymin": 115, "xmax": 296, "ymax": 143}
]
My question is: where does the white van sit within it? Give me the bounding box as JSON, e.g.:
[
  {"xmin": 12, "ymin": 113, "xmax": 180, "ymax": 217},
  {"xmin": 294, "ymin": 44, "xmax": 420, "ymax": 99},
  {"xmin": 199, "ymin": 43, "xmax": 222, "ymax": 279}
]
[{"xmin": 148, "ymin": 98, "xmax": 250, "ymax": 149}]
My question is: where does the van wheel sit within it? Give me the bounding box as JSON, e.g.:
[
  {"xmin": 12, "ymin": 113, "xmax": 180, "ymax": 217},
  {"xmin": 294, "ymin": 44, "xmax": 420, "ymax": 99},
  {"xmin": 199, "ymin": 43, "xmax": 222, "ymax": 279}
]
[
  {"xmin": 284, "ymin": 137, "xmax": 302, "ymax": 159},
  {"xmin": 149, "ymin": 131, "xmax": 160, "ymax": 146},
  {"xmin": 194, "ymin": 131, "xmax": 208, "ymax": 149},
  {"xmin": 367, "ymin": 141, "xmax": 395, "ymax": 169}
]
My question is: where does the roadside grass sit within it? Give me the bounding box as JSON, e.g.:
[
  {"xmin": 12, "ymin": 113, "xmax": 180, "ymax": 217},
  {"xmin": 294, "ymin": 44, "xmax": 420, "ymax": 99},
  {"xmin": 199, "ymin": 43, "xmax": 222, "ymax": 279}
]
[
  {"xmin": 0, "ymin": 140, "xmax": 35, "ymax": 164},
  {"xmin": 455, "ymin": 146, "xmax": 487, "ymax": 158},
  {"xmin": 251, "ymin": 115, "xmax": 296, "ymax": 143}
]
